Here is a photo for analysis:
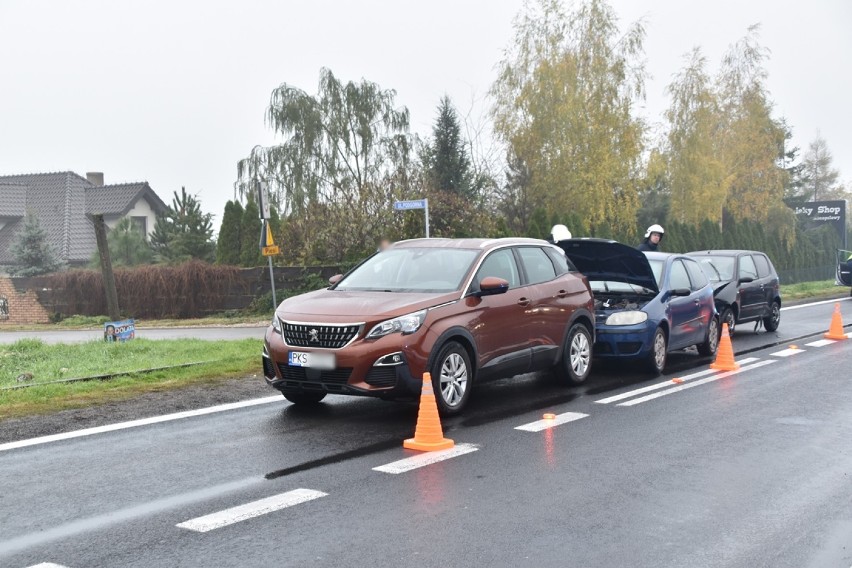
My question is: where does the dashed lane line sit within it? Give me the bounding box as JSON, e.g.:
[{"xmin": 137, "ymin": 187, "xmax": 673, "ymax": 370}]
[
  {"xmin": 514, "ymin": 412, "xmax": 589, "ymax": 432},
  {"xmin": 617, "ymin": 360, "xmax": 777, "ymax": 407},
  {"xmin": 594, "ymin": 358, "xmax": 760, "ymax": 405},
  {"xmin": 770, "ymin": 347, "xmax": 806, "ymax": 357},
  {"xmin": 176, "ymin": 488, "xmax": 327, "ymax": 533},
  {"xmin": 0, "ymin": 396, "xmax": 283, "ymax": 453},
  {"xmin": 805, "ymin": 339, "xmax": 837, "ymax": 347},
  {"xmin": 372, "ymin": 443, "xmax": 479, "ymax": 474},
  {"xmin": 25, "ymin": 564, "xmax": 70, "ymax": 568}
]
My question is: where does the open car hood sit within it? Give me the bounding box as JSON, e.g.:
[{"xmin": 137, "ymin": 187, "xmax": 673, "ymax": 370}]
[{"xmin": 555, "ymin": 238, "xmax": 659, "ymax": 294}]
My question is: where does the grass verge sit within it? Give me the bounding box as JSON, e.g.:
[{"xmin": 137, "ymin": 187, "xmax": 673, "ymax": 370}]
[
  {"xmin": 0, "ymin": 338, "xmax": 261, "ymax": 420},
  {"xmin": 780, "ymin": 280, "xmax": 849, "ymax": 301}
]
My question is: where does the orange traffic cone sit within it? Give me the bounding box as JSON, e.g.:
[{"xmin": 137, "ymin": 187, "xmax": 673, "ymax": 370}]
[
  {"xmin": 403, "ymin": 373, "xmax": 454, "ymax": 452},
  {"xmin": 824, "ymin": 303, "xmax": 848, "ymax": 340},
  {"xmin": 710, "ymin": 322, "xmax": 740, "ymax": 371}
]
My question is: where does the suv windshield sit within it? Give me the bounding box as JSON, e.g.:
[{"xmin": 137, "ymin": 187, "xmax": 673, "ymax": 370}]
[{"xmin": 335, "ymin": 247, "xmax": 479, "ymax": 293}]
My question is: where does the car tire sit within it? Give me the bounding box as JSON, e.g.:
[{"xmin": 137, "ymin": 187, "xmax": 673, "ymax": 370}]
[
  {"xmin": 719, "ymin": 307, "xmax": 736, "ymax": 335},
  {"xmin": 281, "ymin": 390, "xmax": 327, "ymax": 405},
  {"xmin": 697, "ymin": 316, "xmax": 720, "ymax": 356},
  {"xmin": 430, "ymin": 341, "xmax": 473, "ymax": 416},
  {"xmin": 556, "ymin": 323, "xmax": 593, "ymax": 384},
  {"xmin": 763, "ymin": 301, "xmax": 781, "ymax": 332},
  {"xmin": 647, "ymin": 327, "xmax": 667, "ymax": 375}
]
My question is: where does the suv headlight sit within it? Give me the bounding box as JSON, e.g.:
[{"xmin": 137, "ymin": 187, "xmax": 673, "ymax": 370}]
[
  {"xmin": 366, "ymin": 309, "xmax": 427, "ymax": 339},
  {"xmin": 271, "ymin": 315, "xmax": 282, "ymax": 335},
  {"xmin": 605, "ymin": 311, "xmax": 648, "ymax": 326}
]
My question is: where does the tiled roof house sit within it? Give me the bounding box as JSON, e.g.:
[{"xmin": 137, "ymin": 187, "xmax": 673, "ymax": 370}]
[{"xmin": 0, "ymin": 171, "xmax": 167, "ymax": 268}]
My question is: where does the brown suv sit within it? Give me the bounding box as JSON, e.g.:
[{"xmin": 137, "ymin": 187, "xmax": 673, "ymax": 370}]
[{"xmin": 262, "ymin": 238, "xmax": 595, "ymax": 415}]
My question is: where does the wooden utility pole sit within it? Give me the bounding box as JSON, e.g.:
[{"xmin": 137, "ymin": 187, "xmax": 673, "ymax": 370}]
[{"xmin": 93, "ymin": 213, "xmax": 120, "ymax": 320}]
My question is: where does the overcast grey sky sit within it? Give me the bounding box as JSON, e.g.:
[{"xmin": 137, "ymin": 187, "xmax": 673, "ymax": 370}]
[{"xmin": 2, "ymin": 0, "xmax": 850, "ymax": 226}]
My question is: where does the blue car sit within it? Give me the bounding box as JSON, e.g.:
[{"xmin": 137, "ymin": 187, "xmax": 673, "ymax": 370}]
[{"xmin": 557, "ymin": 239, "xmax": 720, "ymax": 374}]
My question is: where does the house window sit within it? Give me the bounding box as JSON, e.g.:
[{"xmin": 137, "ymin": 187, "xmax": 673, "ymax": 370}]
[
  {"xmin": 0, "ymin": 296, "xmax": 8, "ymax": 320},
  {"xmin": 131, "ymin": 216, "xmax": 147, "ymax": 238}
]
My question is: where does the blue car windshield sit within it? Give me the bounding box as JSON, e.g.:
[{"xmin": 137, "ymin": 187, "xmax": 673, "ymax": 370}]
[
  {"xmin": 648, "ymin": 259, "xmax": 665, "ymax": 288},
  {"xmin": 335, "ymin": 248, "xmax": 479, "ymax": 293}
]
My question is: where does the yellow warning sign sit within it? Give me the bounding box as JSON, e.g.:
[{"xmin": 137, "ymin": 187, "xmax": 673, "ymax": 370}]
[
  {"xmin": 262, "ymin": 245, "xmax": 280, "ymax": 256},
  {"xmin": 265, "ymin": 223, "xmax": 275, "ymax": 247}
]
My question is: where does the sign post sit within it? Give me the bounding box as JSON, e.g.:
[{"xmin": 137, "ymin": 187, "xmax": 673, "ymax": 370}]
[
  {"xmin": 393, "ymin": 198, "xmax": 430, "ymax": 238},
  {"xmin": 256, "ymin": 182, "xmax": 278, "ymax": 310}
]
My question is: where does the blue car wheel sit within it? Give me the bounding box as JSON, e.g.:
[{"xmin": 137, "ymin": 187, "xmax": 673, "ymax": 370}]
[{"xmin": 647, "ymin": 327, "xmax": 667, "ymax": 375}]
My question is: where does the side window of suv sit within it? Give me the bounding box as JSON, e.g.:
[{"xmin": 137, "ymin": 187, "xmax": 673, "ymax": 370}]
[
  {"xmin": 475, "ymin": 249, "xmax": 520, "ymax": 289},
  {"xmin": 753, "ymin": 254, "xmax": 771, "ymax": 278},
  {"xmin": 517, "ymin": 246, "xmax": 557, "ymax": 285},
  {"xmin": 544, "ymin": 247, "xmax": 572, "ymax": 274},
  {"xmin": 669, "ymin": 260, "xmax": 692, "ymax": 290},
  {"xmin": 739, "ymin": 254, "xmax": 758, "ymax": 280},
  {"xmin": 683, "ymin": 258, "xmax": 708, "ymax": 290}
]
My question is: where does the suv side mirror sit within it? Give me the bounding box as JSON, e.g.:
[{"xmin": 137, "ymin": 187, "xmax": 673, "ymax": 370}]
[
  {"xmin": 475, "ymin": 276, "xmax": 509, "ymax": 297},
  {"xmin": 328, "ymin": 274, "xmax": 343, "ymax": 286}
]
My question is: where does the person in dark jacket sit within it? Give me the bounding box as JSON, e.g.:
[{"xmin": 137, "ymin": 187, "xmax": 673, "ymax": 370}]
[{"xmin": 637, "ymin": 224, "xmax": 664, "ymax": 251}]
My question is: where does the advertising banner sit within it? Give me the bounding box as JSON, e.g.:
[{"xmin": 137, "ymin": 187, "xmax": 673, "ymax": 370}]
[
  {"xmin": 787, "ymin": 200, "xmax": 847, "ymax": 248},
  {"xmin": 104, "ymin": 319, "xmax": 136, "ymax": 342}
]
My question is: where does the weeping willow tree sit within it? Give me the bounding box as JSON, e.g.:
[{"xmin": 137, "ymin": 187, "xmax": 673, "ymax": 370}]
[
  {"xmin": 237, "ymin": 68, "xmax": 415, "ymax": 263},
  {"xmin": 491, "ymin": 0, "xmax": 646, "ymax": 237}
]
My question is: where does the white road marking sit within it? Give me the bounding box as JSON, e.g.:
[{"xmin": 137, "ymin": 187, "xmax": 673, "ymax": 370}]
[
  {"xmin": 805, "ymin": 339, "xmax": 837, "ymax": 347},
  {"xmin": 514, "ymin": 412, "xmax": 589, "ymax": 432},
  {"xmin": 372, "ymin": 443, "xmax": 479, "ymax": 474},
  {"xmin": 25, "ymin": 564, "xmax": 70, "ymax": 568},
  {"xmin": 617, "ymin": 360, "xmax": 777, "ymax": 406},
  {"xmin": 176, "ymin": 488, "xmax": 327, "ymax": 533},
  {"xmin": 780, "ymin": 297, "xmax": 851, "ymax": 311},
  {"xmin": 770, "ymin": 348, "xmax": 805, "ymax": 357},
  {"xmin": 595, "ymin": 358, "xmax": 760, "ymax": 405},
  {"xmin": 0, "ymin": 396, "xmax": 283, "ymax": 453}
]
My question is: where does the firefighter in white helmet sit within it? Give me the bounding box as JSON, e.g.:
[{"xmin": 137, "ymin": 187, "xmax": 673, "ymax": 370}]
[
  {"xmin": 637, "ymin": 224, "xmax": 664, "ymax": 251},
  {"xmin": 549, "ymin": 224, "xmax": 572, "ymax": 243}
]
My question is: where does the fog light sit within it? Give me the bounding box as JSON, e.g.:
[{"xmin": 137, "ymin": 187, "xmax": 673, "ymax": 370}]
[{"xmin": 375, "ymin": 352, "xmax": 405, "ymax": 366}]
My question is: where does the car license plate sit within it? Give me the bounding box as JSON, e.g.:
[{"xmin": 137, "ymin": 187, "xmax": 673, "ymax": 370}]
[{"xmin": 288, "ymin": 351, "xmax": 335, "ymax": 370}]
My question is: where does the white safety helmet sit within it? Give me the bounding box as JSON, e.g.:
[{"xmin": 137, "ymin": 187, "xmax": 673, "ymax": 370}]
[
  {"xmin": 644, "ymin": 224, "xmax": 665, "ymax": 239},
  {"xmin": 550, "ymin": 224, "xmax": 572, "ymax": 242}
]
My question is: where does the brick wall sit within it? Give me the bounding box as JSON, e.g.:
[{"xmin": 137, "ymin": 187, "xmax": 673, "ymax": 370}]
[{"xmin": 0, "ymin": 276, "xmax": 51, "ymax": 324}]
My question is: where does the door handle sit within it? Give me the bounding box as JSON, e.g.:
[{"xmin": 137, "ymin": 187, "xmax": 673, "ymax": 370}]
[
  {"xmin": 556, "ymin": 289, "xmax": 568, "ymax": 298},
  {"xmin": 693, "ymin": 299, "xmax": 700, "ymax": 304},
  {"xmin": 518, "ymin": 297, "xmax": 531, "ymax": 307}
]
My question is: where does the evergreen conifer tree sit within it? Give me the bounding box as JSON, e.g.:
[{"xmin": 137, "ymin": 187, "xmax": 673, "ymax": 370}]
[
  {"xmin": 8, "ymin": 211, "xmax": 65, "ymax": 276},
  {"xmin": 240, "ymin": 200, "xmax": 263, "ymax": 267},
  {"xmin": 216, "ymin": 200, "xmax": 244, "ymax": 265},
  {"xmin": 150, "ymin": 187, "xmax": 215, "ymax": 263}
]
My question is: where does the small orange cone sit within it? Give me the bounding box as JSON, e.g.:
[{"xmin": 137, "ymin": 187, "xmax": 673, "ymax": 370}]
[
  {"xmin": 710, "ymin": 322, "xmax": 740, "ymax": 371},
  {"xmin": 404, "ymin": 372, "xmax": 454, "ymax": 452},
  {"xmin": 824, "ymin": 303, "xmax": 848, "ymax": 340}
]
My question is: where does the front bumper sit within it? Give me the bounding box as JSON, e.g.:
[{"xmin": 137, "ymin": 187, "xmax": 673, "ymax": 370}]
[
  {"xmin": 592, "ymin": 323, "xmax": 654, "ymax": 358},
  {"xmin": 262, "ymin": 327, "xmax": 424, "ymax": 400}
]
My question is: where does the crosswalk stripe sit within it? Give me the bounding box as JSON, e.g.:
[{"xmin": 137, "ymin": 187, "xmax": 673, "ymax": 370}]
[
  {"xmin": 176, "ymin": 489, "xmax": 327, "ymax": 533},
  {"xmin": 805, "ymin": 339, "xmax": 836, "ymax": 347}
]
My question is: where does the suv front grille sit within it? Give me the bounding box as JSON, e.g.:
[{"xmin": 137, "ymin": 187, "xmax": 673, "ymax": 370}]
[{"xmin": 282, "ymin": 322, "xmax": 361, "ymax": 349}]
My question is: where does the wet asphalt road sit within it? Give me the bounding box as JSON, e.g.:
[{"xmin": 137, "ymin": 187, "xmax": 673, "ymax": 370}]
[{"xmin": 1, "ymin": 298, "xmax": 851, "ymax": 567}]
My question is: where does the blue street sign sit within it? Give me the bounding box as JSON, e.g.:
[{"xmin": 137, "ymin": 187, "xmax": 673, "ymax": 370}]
[{"xmin": 394, "ymin": 199, "xmax": 427, "ymax": 210}]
